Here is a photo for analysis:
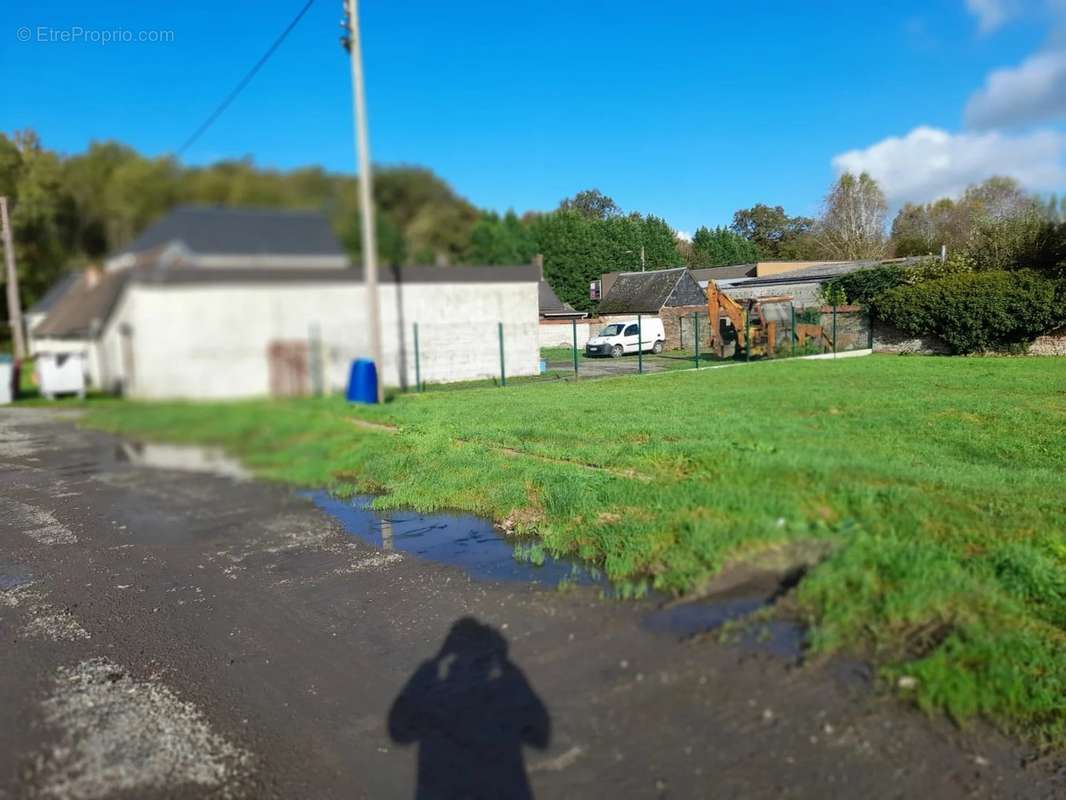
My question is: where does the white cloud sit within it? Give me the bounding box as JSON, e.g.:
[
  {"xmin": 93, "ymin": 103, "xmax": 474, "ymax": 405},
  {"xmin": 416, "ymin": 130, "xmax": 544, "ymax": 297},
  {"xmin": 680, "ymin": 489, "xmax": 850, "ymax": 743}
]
[
  {"xmin": 831, "ymin": 126, "xmax": 1066, "ymax": 204},
  {"xmin": 965, "ymin": 49, "xmax": 1066, "ymax": 128},
  {"xmin": 674, "ymin": 229, "xmax": 692, "ymax": 242},
  {"xmin": 965, "ymin": 0, "xmax": 1017, "ymax": 32}
]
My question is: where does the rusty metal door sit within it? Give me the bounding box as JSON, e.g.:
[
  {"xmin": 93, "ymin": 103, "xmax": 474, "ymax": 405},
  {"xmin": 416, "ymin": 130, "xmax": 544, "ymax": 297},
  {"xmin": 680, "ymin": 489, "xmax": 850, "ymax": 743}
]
[{"xmin": 268, "ymin": 341, "xmax": 310, "ymax": 397}]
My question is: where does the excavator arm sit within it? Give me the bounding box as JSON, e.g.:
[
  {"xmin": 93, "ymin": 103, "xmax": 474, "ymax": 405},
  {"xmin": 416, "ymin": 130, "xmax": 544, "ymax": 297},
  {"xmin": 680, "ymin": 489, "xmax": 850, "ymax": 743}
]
[{"xmin": 707, "ymin": 281, "xmax": 747, "ymax": 356}]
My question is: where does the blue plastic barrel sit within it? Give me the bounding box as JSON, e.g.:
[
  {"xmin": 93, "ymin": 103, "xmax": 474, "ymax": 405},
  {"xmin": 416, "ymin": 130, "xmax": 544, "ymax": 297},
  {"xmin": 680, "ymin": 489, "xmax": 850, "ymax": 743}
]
[{"xmin": 346, "ymin": 359, "xmax": 379, "ymax": 404}]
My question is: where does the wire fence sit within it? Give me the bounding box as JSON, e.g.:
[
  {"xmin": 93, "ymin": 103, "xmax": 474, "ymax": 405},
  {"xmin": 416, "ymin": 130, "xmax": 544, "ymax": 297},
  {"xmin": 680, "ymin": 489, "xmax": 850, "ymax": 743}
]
[{"xmin": 363, "ymin": 305, "xmax": 874, "ymax": 396}]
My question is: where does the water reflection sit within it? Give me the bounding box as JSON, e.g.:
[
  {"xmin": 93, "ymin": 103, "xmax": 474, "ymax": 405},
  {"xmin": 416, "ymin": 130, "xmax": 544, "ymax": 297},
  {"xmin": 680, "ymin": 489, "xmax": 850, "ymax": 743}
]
[
  {"xmin": 114, "ymin": 442, "xmax": 250, "ymax": 481},
  {"xmin": 306, "ymin": 491, "xmax": 604, "ymax": 587}
]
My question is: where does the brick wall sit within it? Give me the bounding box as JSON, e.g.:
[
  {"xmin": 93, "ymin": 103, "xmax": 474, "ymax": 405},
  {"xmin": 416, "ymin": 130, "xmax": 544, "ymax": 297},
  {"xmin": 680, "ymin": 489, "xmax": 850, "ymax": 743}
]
[{"xmin": 660, "ymin": 306, "xmax": 711, "ymax": 350}]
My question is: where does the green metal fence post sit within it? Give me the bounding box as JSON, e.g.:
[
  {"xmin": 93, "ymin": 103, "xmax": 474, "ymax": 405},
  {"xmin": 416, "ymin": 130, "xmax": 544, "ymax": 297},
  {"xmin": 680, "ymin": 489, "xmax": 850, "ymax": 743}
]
[
  {"xmin": 694, "ymin": 312, "xmax": 700, "ymax": 370},
  {"xmin": 790, "ymin": 303, "xmax": 795, "ymax": 357},
  {"xmin": 832, "ymin": 304, "xmax": 838, "ymax": 356},
  {"xmin": 637, "ymin": 313, "xmax": 644, "ymax": 374},
  {"xmin": 498, "ymin": 322, "xmax": 506, "ymax": 386},
  {"xmin": 679, "ymin": 314, "xmax": 685, "ymax": 350},
  {"xmin": 413, "ymin": 322, "xmax": 422, "ymax": 392},
  {"xmin": 571, "ymin": 318, "xmax": 579, "ymax": 377}
]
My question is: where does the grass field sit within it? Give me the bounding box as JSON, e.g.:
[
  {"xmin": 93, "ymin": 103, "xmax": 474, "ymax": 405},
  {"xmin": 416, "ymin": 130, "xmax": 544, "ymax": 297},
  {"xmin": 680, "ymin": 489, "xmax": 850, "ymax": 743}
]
[{"xmin": 82, "ymin": 355, "xmax": 1066, "ymax": 745}]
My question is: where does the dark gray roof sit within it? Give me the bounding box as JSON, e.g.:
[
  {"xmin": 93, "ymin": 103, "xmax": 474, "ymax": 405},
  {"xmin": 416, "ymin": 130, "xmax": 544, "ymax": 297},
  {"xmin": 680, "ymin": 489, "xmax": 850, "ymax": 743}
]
[
  {"xmin": 597, "ymin": 268, "xmax": 705, "ymax": 315},
  {"xmin": 134, "ymin": 263, "xmax": 539, "ymax": 286},
  {"xmin": 118, "ymin": 206, "xmax": 344, "ymax": 257},
  {"xmin": 538, "ymin": 280, "xmax": 583, "ymax": 317},
  {"xmin": 739, "ymin": 258, "xmax": 924, "ymax": 287},
  {"xmin": 27, "ymin": 272, "xmax": 79, "ymax": 314},
  {"xmin": 690, "ymin": 264, "xmax": 757, "ymax": 282},
  {"xmin": 32, "ymin": 270, "xmax": 131, "ymax": 339}
]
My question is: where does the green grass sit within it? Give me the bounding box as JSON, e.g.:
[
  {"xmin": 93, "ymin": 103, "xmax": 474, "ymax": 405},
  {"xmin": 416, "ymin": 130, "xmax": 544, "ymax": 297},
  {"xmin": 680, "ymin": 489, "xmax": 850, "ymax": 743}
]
[{"xmin": 81, "ymin": 355, "xmax": 1066, "ymax": 745}]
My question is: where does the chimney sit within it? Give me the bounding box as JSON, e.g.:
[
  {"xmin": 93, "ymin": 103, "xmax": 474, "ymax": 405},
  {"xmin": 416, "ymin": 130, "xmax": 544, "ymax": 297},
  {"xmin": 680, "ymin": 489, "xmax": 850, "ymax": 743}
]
[
  {"xmin": 533, "ymin": 253, "xmax": 544, "ymax": 279},
  {"xmin": 84, "ymin": 265, "xmax": 102, "ymax": 289}
]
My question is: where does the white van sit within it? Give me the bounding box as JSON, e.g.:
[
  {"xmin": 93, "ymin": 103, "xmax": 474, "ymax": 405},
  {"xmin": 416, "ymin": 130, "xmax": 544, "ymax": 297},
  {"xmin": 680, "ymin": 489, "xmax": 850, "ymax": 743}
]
[{"xmin": 585, "ymin": 318, "xmax": 666, "ymax": 358}]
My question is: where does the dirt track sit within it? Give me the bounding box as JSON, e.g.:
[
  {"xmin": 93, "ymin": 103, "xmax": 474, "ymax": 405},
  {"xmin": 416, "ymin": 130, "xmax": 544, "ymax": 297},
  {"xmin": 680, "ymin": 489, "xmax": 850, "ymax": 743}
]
[{"xmin": 1, "ymin": 408, "xmax": 1060, "ymax": 799}]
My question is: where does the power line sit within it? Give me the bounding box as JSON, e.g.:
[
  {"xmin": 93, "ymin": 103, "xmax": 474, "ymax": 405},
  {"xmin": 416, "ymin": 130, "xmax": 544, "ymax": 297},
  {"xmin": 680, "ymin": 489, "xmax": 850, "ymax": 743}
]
[{"xmin": 176, "ymin": 0, "xmax": 317, "ymax": 158}]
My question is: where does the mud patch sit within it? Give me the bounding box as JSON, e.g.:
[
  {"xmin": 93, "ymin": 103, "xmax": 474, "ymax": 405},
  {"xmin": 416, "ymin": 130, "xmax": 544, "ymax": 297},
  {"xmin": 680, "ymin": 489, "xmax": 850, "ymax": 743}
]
[
  {"xmin": 306, "ymin": 491, "xmax": 605, "ymax": 587},
  {"xmin": 29, "ymin": 658, "xmax": 252, "ymax": 800}
]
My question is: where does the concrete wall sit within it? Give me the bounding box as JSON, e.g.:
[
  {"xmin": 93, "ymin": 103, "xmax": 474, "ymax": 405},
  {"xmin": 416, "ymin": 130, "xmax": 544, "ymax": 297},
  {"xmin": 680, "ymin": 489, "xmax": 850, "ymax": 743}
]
[
  {"xmin": 116, "ymin": 279, "xmax": 539, "ymax": 399},
  {"xmin": 538, "ymin": 320, "xmax": 596, "ymax": 349}
]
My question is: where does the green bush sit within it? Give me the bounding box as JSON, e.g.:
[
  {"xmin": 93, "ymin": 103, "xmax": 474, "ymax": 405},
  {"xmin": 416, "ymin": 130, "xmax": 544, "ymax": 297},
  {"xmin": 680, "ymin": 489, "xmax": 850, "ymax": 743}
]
[
  {"xmin": 823, "ymin": 265, "xmax": 912, "ymax": 306},
  {"xmin": 870, "ymin": 270, "xmax": 1065, "ymax": 354}
]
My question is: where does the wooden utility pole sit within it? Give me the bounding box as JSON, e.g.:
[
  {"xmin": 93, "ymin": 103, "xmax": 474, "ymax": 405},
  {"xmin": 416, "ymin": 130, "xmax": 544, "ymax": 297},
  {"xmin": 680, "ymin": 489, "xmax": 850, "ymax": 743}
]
[
  {"xmin": 343, "ymin": 0, "xmax": 384, "ymax": 403},
  {"xmin": 1, "ymin": 196, "xmax": 26, "ymax": 360}
]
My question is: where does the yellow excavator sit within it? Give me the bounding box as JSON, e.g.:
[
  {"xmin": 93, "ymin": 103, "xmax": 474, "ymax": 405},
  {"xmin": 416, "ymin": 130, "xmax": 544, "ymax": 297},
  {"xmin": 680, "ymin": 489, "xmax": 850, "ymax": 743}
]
[{"xmin": 707, "ymin": 282, "xmax": 810, "ymax": 358}]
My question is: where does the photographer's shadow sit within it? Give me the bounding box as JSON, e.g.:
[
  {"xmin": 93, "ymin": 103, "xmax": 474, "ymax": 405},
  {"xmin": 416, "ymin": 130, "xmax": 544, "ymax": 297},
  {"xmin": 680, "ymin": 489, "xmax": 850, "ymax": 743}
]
[{"xmin": 388, "ymin": 617, "xmax": 550, "ymax": 799}]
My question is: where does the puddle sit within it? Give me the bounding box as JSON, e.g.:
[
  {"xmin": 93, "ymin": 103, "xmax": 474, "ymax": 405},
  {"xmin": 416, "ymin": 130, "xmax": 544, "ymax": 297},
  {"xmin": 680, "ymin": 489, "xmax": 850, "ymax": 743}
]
[
  {"xmin": 642, "ymin": 568, "xmax": 808, "ymax": 661},
  {"xmin": 305, "ymin": 491, "xmax": 605, "ymax": 587},
  {"xmin": 644, "ymin": 599, "xmax": 806, "ymax": 661},
  {"xmin": 644, "ymin": 596, "xmax": 767, "ymax": 636},
  {"xmin": 0, "ymin": 564, "xmax": 33, "ymax": 590},
  {"xmin": 114, "ymin": 442, "xmax": 251, "ymax": 481},
  {"xmin": 735, "ymin": 619, "xmax": 806, "ymax": 661}
]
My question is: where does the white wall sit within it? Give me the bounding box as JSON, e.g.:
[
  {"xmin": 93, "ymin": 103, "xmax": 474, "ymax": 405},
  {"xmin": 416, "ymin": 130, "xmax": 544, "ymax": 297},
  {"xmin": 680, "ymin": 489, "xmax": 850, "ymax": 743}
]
[
  {"xmin": 538, "ymin": 320, "xmax": 595, "ymax": 349},
  {"xmin": 122, "ymin": 279, "xmax": 539, "ymax": 399}
]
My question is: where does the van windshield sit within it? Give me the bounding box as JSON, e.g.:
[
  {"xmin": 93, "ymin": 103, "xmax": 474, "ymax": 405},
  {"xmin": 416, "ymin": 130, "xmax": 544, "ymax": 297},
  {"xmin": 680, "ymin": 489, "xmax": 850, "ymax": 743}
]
[{"xmin": 600, "ymin": 324, "xmax": 625, "ymax": 336}]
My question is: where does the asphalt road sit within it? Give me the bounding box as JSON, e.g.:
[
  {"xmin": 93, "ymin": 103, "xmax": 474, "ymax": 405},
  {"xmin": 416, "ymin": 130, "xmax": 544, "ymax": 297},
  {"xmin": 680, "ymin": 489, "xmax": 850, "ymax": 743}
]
[{"xmin": 1, "ymin": 408, "xmax": 1060, "ymax": 799}]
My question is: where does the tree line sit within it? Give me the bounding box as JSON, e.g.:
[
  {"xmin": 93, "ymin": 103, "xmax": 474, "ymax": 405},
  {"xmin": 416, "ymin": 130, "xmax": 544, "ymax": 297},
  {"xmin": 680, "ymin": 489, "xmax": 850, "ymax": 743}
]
[{"xmin": 3, "ymin": 129, "xmax": 1066, "ymax": 323}]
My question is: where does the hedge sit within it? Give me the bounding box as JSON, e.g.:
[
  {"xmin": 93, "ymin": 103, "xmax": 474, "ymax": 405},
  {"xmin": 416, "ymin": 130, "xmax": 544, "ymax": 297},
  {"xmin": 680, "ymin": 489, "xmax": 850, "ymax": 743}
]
[{"xmin": 870, "ymin": 270, "xmax": 1065, "ymax": 354}]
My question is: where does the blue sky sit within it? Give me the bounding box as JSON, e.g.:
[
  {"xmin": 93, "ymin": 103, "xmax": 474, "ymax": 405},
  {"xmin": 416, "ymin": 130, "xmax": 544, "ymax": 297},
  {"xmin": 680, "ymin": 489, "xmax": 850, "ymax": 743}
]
[{"xmin": 3, "ymin": 0, "xmax": 1065, "ymax": 234}]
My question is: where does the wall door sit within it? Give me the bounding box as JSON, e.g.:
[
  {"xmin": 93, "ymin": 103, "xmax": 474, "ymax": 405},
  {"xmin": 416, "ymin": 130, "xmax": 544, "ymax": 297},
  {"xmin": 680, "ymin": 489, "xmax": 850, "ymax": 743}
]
[{"xmin": 268, "ymin": 341, "xmax": 310, "ymax": 397}]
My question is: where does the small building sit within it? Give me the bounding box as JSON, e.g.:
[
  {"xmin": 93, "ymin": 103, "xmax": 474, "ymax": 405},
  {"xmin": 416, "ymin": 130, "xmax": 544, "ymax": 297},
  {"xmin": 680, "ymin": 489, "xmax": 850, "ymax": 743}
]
[
  {"xmin": 29, "ymin": 206, "xmax": 541, "ymax": 398},
  {"xmin": 596, "ymin": 267, "xmax": 707, "ymax": 350},
  {"xmin": 537, "ymin": 280, "xmax": 588, "ymax": 348}
]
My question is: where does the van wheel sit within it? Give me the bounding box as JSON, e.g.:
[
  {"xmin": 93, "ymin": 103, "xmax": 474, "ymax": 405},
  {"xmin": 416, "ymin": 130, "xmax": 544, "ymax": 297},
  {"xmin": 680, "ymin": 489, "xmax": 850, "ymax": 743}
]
[
  {"xmin": 652, "ymin": 341, "xmax": 663, "ymax": 354},
  {"xmin": 611, "ymin": 345, "xmax": 623, "ymax": 358}
]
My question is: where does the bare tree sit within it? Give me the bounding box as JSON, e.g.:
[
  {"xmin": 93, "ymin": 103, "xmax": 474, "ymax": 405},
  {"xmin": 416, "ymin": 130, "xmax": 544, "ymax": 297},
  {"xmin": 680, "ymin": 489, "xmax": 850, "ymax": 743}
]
[{"xmin": 816, "ymin": 172, "xmax": 888, "ymax": 260}]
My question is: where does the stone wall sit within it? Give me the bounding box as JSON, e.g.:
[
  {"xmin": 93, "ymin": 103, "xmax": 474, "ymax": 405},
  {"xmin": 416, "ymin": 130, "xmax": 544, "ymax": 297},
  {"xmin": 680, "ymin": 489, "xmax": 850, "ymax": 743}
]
[
  {"xmin": 1030, "ymin": 327, "xmax": 1066, "ymax": 356},
  {"xmin": 660, "ymin": 306, "xmax": 711, "ymax": 350},
  {"xmin": 871, "ymin": 321, "xmax": 951, "ymax": 355}
]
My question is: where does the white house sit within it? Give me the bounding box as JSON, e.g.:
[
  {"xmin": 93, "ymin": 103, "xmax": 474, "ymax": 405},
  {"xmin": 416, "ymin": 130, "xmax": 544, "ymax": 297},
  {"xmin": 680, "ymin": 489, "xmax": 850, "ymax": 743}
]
[{"xmin": 30, "ymin": 207, "xmax": 540, "ymax": 399}]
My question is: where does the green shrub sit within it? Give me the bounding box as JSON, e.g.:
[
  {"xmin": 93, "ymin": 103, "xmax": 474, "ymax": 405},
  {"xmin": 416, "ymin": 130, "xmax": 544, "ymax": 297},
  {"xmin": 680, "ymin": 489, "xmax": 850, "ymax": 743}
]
[
  {"xmin": 871, "ymin": 270, "xmax": 1065, "ymax": 354},
  {"xmin": 823, "ymin": 265, "xmax": 912, "ymax": 306}
]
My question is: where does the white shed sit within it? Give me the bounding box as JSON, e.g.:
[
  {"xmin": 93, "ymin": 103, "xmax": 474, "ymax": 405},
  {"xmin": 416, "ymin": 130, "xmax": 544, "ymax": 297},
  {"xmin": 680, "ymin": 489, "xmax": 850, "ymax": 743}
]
[{"xmin": 101, "ymin": 264, "xmax": 540, "ymax": 399}]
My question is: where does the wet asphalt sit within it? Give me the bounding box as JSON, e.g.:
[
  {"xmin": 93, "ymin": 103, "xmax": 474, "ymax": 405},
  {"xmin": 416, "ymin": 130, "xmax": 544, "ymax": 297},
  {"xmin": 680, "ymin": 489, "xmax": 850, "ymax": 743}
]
[{"xmin": 1, "ymin": 408, "xmax": 1062, "ymax": 799}]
